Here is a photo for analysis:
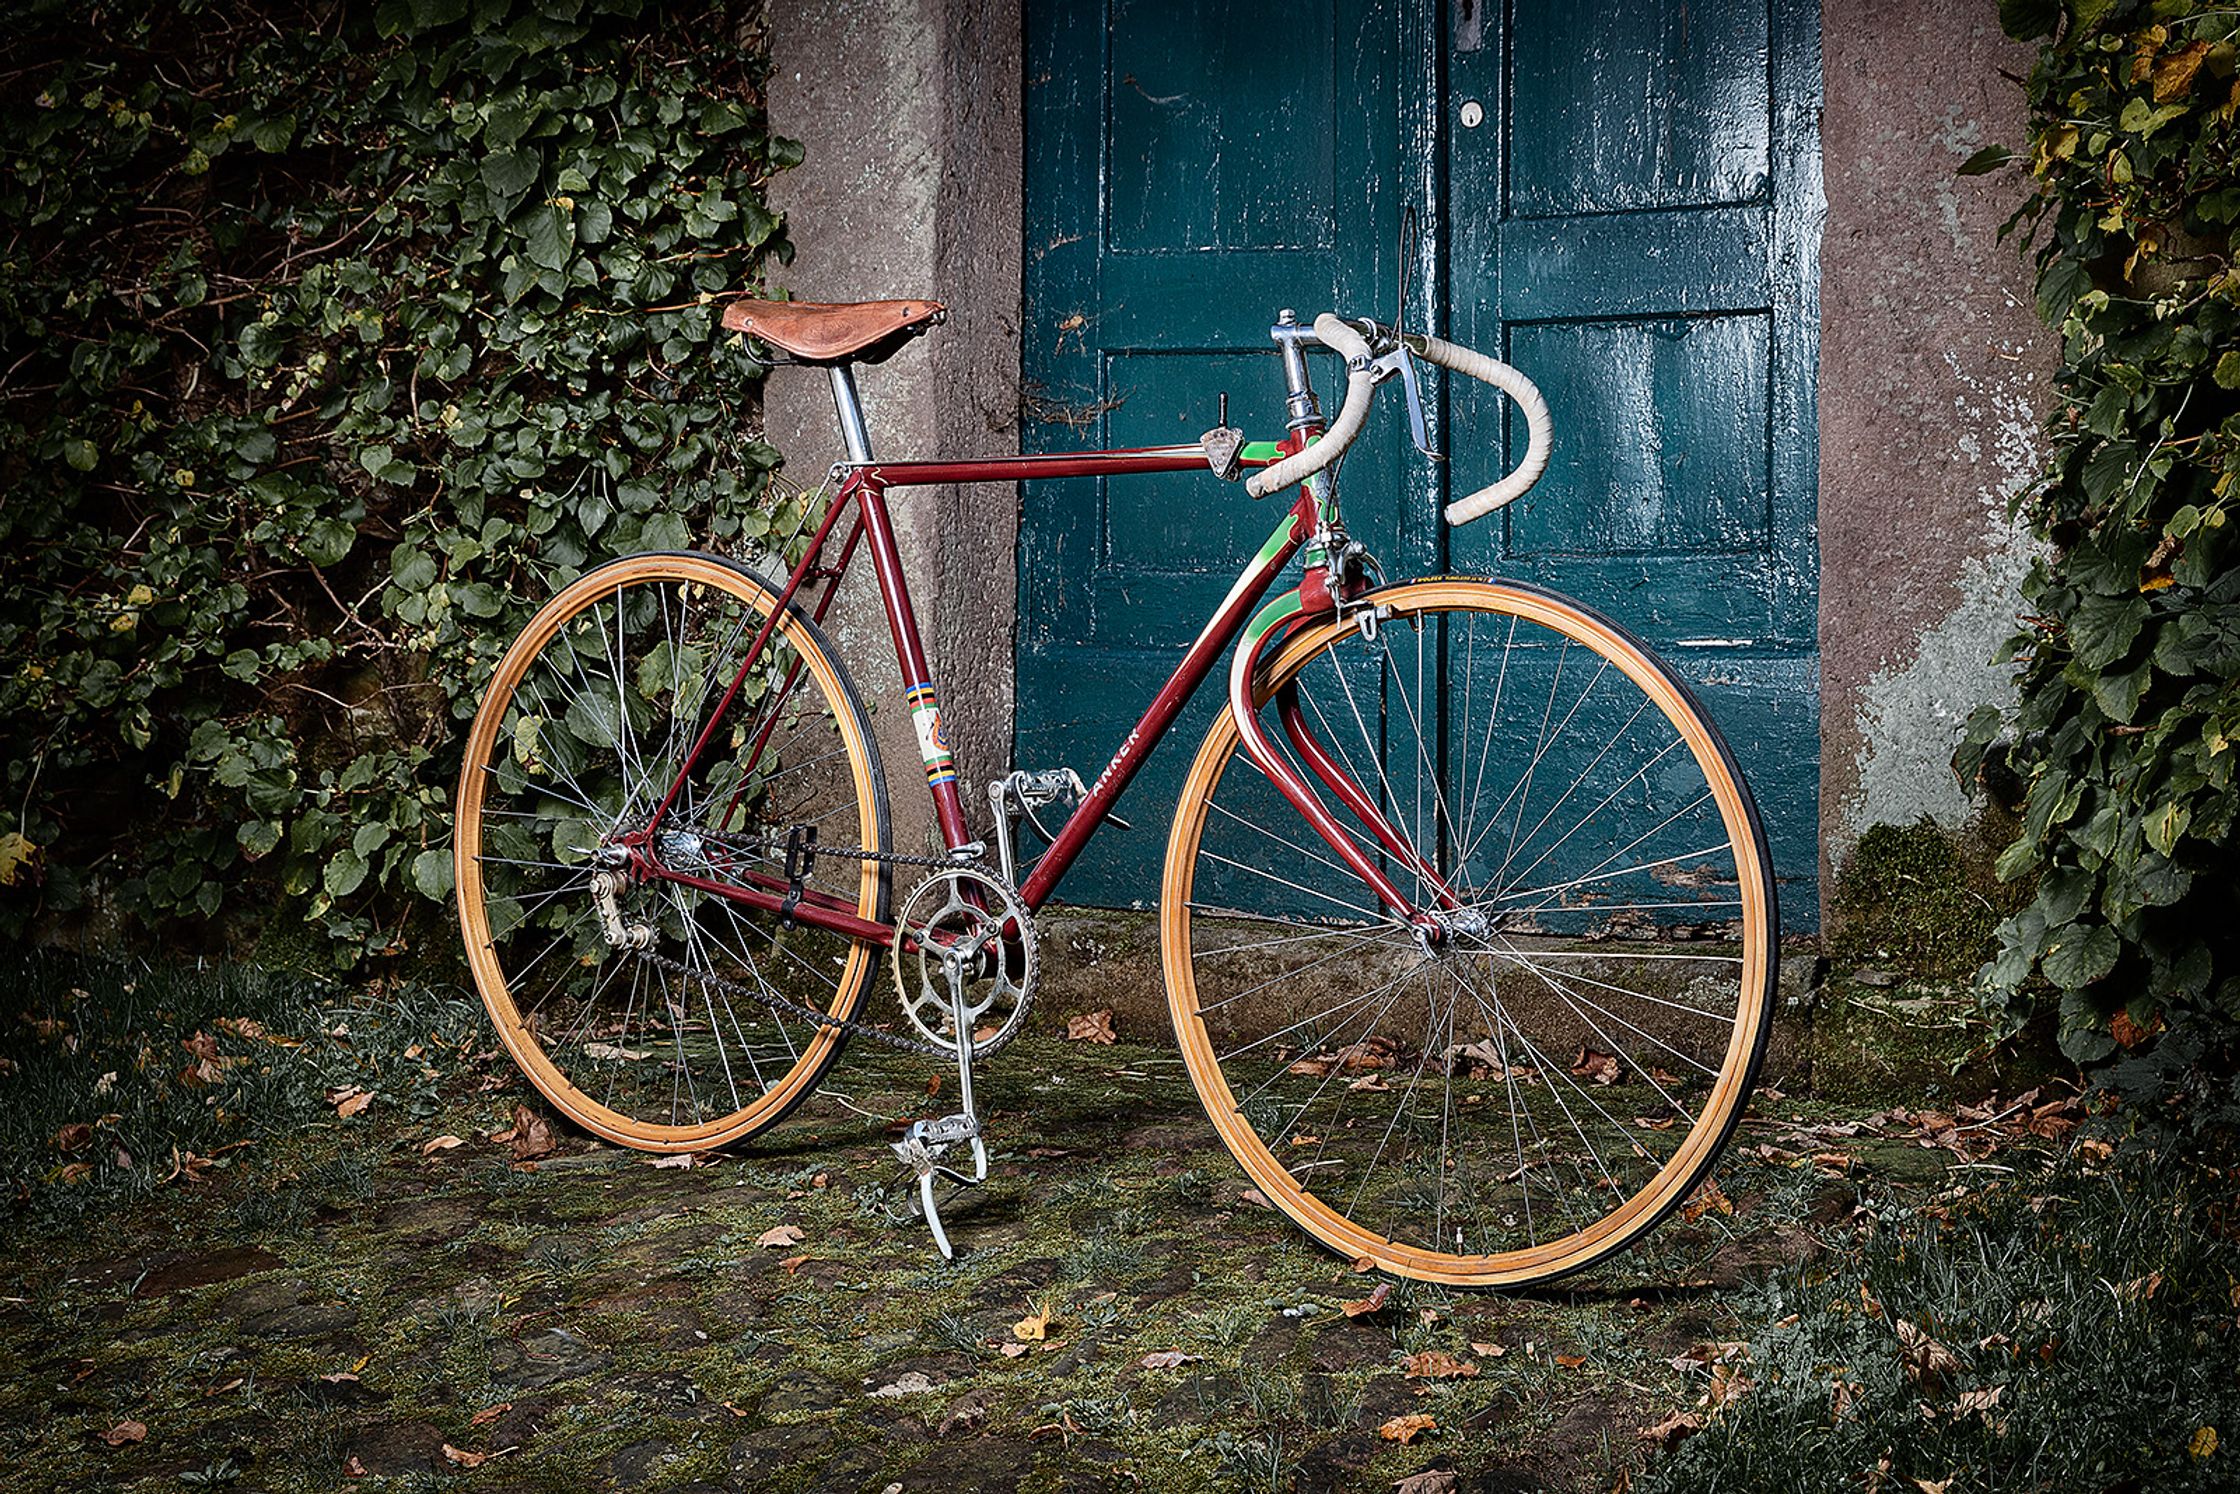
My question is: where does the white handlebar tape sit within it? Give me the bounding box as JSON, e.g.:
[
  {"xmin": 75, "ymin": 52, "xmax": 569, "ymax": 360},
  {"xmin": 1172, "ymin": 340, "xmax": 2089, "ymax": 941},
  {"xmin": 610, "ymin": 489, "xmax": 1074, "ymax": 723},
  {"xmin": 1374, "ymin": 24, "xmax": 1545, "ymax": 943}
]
[
  {"xmin": 1413, "ymin": 334, "xmax": 1554, "ymax": 526},
  {"xmin": 1244, "ymin": 314, "xmax": 1376, "ymax": 500}
]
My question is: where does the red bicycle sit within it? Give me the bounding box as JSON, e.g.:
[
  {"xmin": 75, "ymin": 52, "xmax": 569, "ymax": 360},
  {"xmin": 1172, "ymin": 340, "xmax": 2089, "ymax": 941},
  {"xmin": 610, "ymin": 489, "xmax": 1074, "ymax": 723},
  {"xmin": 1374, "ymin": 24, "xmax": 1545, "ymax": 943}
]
[{"xmin": 453, "ymin": 299, "xmax": 1777, "ymax": 1286}]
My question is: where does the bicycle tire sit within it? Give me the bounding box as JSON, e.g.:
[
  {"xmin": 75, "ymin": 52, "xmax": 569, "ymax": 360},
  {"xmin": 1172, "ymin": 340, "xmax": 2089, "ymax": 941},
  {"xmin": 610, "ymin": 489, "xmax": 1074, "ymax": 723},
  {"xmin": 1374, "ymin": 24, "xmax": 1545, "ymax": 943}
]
[
  {"xmin": 455, "ymin": 551, "xmax": 890, "ymax": 1152},
  {"xmin": 1161, "ymin": 577, "xmax": 1776, "ymax": 1286}
]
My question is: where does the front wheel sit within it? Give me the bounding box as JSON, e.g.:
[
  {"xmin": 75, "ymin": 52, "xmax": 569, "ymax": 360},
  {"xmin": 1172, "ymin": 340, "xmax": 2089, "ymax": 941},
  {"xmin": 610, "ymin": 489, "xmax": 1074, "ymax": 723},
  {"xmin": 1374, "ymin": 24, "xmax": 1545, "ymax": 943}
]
[{"xmin": 1161, "ymin": 578, "xmax": 1776, "ymax": 1287}]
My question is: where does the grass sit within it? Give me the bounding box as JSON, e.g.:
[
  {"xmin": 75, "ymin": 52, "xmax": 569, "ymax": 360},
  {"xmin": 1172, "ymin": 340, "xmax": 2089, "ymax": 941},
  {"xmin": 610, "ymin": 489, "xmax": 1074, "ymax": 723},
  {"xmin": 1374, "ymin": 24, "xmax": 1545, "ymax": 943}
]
[
  {"xmin": 1638, "ymin": 1154, "xmax": 2240, "ymax": 1493},
  {"xmin": 0, "ymin": 953, "xmax": 480, "ymax": 1230},
  {"xmin": 3, "ymin": 949, "xmax": 2229, "ymax": 1492}
]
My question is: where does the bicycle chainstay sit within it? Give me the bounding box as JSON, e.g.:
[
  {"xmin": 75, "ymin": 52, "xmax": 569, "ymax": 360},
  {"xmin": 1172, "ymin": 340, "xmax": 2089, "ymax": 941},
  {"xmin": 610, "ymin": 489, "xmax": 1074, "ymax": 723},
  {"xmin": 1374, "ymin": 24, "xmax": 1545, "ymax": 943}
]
[{"xmin": 628, "ymin": 834, "xmax": 1032, "ymax": 1060}]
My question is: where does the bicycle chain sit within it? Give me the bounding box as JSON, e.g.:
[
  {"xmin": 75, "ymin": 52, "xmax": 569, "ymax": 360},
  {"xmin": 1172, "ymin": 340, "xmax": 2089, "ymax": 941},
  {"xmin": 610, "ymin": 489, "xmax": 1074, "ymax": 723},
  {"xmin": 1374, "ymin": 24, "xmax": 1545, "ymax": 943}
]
[
  {"xmin": 632, "ymin": 833, "xmax": 1029, "ymax": 1060},
  {"xmin": 635, "ymin": 948, "xmax": 962, "ymax": 1057}
]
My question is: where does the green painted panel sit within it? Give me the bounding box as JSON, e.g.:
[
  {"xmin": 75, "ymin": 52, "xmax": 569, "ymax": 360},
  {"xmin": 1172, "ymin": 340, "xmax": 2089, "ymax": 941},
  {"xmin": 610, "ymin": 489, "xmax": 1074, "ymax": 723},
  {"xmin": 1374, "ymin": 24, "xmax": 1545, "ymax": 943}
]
[
  {"xmin": 1107, "ymin": 1, "xmax": 1337, "ymax": 253},
  {"xmin": 1022, "ymin": 0, "xmax": 1822, "ymax": 924},
  {"xmin": 1504, "ymin": 314, "xmax": 1771, "ymax": 557},
  {"xmin": 1508, "ymin": 3, "xmax": 1772, "ymax": 218},
  {"xmin": 1020, "ymin": 0, "xmax": 1426, "ymax": 903}
]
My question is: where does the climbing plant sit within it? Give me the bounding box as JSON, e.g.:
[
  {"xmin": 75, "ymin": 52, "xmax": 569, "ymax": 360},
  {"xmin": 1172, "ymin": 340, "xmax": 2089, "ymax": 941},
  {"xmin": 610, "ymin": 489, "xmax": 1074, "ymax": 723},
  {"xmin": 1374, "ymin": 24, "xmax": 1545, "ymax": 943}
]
[
  {"xmin": 1963, "ymin": 0, "xmax": 2240, "ymax": 1065},
  {"xmin": 0, "ymin": 0, "xmax": 802, "ymax": 960}
]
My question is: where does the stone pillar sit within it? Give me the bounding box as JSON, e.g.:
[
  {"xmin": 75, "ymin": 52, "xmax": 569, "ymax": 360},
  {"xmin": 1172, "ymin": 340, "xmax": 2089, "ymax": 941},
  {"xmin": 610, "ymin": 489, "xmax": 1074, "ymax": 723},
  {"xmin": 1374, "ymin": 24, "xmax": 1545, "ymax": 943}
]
[
  {"xmin": 762, "ymin": 0, "xmax": 1024, "ymax": 858},
  {"xmin": 1817, "ymin": 0, "xmax": 2054, "ymax": 875}
]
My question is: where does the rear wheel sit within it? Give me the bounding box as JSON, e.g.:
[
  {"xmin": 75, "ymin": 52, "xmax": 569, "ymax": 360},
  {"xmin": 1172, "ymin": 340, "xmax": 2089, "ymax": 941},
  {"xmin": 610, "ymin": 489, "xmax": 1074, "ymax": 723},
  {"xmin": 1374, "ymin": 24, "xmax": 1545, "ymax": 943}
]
[
  {"xmin": 454, "ymin": 552, "xmax": 888, "ymax": 1152},
  {"xmin": 1162, "ymin": 578, "xmax": 1776, "ymax": 1286}
]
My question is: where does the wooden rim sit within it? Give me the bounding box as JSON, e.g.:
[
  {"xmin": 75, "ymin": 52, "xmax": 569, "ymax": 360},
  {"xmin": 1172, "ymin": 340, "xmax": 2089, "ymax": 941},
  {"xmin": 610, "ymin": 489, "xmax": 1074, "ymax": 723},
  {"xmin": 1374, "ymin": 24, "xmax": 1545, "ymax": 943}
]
[
  {"xmin": 1160, "ymin": 578, "xmax": 1775, "ymax": 1287},
  {"xmin": 453, "ymin": 552, "xmax": 883, "ymax": 1152}
]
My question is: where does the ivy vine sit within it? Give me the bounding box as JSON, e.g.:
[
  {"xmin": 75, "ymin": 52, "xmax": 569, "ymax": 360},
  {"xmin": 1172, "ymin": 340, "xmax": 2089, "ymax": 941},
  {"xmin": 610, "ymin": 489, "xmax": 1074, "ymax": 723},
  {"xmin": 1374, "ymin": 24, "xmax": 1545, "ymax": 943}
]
[
  {"xmin": 0, "ymin": 0, "xmax": 804, "ymax": 959},
  {"xmin": 1965, "ymin": 0, "xmax": 2240, "ymax": 1065}
]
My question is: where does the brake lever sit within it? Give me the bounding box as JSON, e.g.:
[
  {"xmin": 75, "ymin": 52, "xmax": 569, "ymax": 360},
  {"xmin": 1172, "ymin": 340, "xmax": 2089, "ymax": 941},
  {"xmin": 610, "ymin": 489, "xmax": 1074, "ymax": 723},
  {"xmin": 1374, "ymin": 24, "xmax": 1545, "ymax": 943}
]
[{"xmin": 1364, "ymin": 340, "xmax": 1439, "ymax": 462}]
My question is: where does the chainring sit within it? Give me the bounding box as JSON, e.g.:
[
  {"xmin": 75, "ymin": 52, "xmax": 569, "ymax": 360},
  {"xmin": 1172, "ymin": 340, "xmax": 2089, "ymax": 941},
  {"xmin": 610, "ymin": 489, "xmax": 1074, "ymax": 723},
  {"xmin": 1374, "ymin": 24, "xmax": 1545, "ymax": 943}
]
[{"xmin": 889, "ymin": 866, "xmax": 1037, "ymax": 1059}]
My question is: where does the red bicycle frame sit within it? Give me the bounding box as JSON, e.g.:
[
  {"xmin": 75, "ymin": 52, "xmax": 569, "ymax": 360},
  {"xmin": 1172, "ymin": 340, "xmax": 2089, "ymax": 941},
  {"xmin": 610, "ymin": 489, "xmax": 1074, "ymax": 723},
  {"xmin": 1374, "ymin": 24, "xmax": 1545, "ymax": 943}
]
[{"xmin": 629, "ymin": 402, "xmax": 1448, "ymax": 947}]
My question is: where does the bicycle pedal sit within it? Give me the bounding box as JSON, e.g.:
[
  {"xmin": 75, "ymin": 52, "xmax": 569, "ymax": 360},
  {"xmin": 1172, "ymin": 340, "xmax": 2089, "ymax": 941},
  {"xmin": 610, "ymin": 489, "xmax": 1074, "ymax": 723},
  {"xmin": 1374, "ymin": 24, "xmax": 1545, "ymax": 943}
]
[{"xmin": 916, "ymin": 1112, "xmax": 980, "ymax": 1145}]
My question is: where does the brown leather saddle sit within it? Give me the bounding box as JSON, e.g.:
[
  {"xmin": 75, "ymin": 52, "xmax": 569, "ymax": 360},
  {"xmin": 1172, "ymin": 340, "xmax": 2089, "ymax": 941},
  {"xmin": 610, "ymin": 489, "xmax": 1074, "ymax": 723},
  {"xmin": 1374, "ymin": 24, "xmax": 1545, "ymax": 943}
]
[{"xmin": 720, "ymin": 297, "xmax": 945, "ymax": 364}]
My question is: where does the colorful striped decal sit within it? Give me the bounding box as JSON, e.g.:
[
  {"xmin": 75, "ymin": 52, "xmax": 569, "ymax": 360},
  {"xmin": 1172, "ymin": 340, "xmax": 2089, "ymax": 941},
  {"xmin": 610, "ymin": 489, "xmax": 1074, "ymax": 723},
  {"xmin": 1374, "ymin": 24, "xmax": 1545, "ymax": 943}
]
[{"xmin": 906, "ymin": 681, "xmax": 957, "ymax": 786}]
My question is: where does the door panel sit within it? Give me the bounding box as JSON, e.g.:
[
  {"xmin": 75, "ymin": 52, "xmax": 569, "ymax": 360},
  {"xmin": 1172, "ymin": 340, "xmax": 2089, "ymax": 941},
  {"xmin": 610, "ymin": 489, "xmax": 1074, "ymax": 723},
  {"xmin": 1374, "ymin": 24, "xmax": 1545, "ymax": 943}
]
[
  {"xmin": 1447, "ymin": 0, "xmax": 1821, "ymax": 923},
  {"xmin": 1020, "ymin": 0, "xmax": 1425, "ymax": 907},
  {"xmin": 1020, "ymin": 0, "xmax": 1821, "ymax": 922}
]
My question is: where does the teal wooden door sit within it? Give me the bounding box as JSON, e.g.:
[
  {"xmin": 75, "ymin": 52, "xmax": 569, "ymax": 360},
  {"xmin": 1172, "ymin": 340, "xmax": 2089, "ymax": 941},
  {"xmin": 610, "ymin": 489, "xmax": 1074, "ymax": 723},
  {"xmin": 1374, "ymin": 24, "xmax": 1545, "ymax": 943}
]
[{"xmin": 1020, "ymin": 1, "xmax": 1822, "ymax": 921}]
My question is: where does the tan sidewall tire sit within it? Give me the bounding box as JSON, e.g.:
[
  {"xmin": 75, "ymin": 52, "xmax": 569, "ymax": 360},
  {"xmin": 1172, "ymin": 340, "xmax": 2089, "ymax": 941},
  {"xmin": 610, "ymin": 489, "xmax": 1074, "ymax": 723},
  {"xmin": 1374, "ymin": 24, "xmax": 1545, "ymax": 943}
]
[
  {"xmin": 1160, "ymin": 578, "xmax": 1776, "ymax": 1287},
  {"xmin": 454, "ymin": 552, "xmax": 884, "ymax": 1153}
]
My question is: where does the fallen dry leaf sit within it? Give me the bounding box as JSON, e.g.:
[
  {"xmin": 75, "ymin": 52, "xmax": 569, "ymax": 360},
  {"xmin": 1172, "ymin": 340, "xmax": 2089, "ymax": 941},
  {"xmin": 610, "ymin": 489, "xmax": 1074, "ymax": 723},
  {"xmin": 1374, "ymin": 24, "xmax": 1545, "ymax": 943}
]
[
  {"xmin": 1895, "ymin": 1320, "xmax": 1962, "ymax": 1394},
  {"xmin": 469, "ymin": 1402, "xmax": 511, "ymax": 1428},
  {"xmin": 756, "ymin": 1224, "xmax": 805, "ymax": 1249},
  {"xmin": 645, "ymin": 1153, "xmax": 697, "ymax": 1170},
  {"xmin": 55, "ymin": 1122, "xmax": 92, "ymax": 1154},
  {"xmin": 1342, "ymin": 1282, "xmax": 1393, "ymax": 1318},
  {"xmin": 421, "ymin": 1135, "xmax": 465, "ymax": 1156},
  {"xmin": 1954, "ymin": 1385, "xmax": 2004, "ymax": 1419},
  {"xmin": 442, "ymin": 1444, "xmax": 489, "ymax": 1469},
  {"xmin": 343, "ymin": 1454, "xmax": 368, "ymax": 1477},
  {"xmin": 1402, "ymin": 1350, "xmax": 1478, "ymax": 1380},
  {"xmin": 869, "ymin": 1370, "xmax": 941, "ymax": 1397},
  {"xmin": 1139, "ymin": 1350, "xmax": 1200, "ymax": 1370},
  {"xmin": 997, "ymin": 1341, "xmax": 1030, "ymax": 1358},
  {"xmin": 778, "ymin": 1255, "xmax": 810, "ymax": 1276},
  {"xmin": 1013, "ymin": 1300, "xmax": 1055, "ymax": 1342},
  {"xmin": 505, "ymin": 1104, "xmax": 556, "ymax": 1161},
  {"xmin": 1638, "ymin": 1407, "xmax": 1704, "ymax": 1449},
  {"xmin": 1238, "ymin": 1187, "xmax": 1274, "ymax": 1210},
  {"xmin": 1703, "ymin": 1362, "xmax": 1754, "ymax": 1409},
  {"xmin": 1394, "ymin": 1471, "xmax": 1460, "ymax": 1494},
  {"xmin": 325, "ymin": 1085, "xmax": 374, "ymax": 1120},
  {"xmin": 1570, "ymin": 1045, "xmax": 1622, "ymax": 1085},
  {"xmin": 1066, "ymin": 1009, "xmax": 1117, "ymax": 1044},
  {"xmin": 1831, "ymin": 1376, "xmax": 1863, "ymax": 1421},
  {"xmin": 1378, "ymin": 1413, "xmax": 1438, "ymax": 1445},
  {"xmin": 1911, "ymin": 1480, "xmax": 1952, "ymax": 1494},
  {"xmin": 101, "ymin": 1419, "xmax": 147, "ymax": 1447},
  {"xmin": 1681, "ymin": 1178, "xmax": 1733, "ymax": 1223}
]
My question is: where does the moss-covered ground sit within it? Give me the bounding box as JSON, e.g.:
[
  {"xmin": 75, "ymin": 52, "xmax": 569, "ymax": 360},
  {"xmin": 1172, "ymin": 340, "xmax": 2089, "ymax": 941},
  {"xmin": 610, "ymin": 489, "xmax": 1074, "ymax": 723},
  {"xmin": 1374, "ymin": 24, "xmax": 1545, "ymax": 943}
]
[{"xmin": 0, "ymin": 953, "xmax": 2098, "ymax": 1492}]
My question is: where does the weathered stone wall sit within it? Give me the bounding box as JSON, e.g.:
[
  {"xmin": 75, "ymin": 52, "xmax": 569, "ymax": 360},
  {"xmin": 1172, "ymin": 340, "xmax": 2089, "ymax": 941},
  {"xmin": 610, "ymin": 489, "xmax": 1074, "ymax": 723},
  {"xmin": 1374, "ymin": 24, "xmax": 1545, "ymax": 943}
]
[
  {"xmin": 1817, "ymin": 1, "xmax": 2053, "ymax": 877},
  {"xmin": 762, "ymin": 0, "xmax": 1023, "ymax": 857}
]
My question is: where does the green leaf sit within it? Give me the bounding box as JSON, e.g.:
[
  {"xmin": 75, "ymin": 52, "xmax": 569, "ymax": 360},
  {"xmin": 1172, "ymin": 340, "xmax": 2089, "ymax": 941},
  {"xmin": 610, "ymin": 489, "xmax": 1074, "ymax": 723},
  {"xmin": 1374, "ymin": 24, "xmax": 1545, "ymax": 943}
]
[
  {"xmin": 2042, "ymin": 921, "xmax": 2120, "ymax": 990},
  {"xmin": 303, "ymin": 518, "xmax": 356, "ymax": 567},
  {"xmin": 2056, "ymin": 989, "xmax": 2119, "ymax": 1063},
  {"xmin": 521, "ymin": 204, "xmax": 575, "ymax": 272},
  {"xmin": 2118, "ymin": 97, "xmax": 2189, "ymax": 137},
  {"xmin": 411, "ymin": 847, "xmax": 454, "ymax": 900},
  {"xmin": 2037, "ymin": 256, "xmax": 2092, "ymax": 324},
  {"xmin": 482, "ymin": 148, "xmax": 542, "ymax": 199},
  {"xmin": 323, "ymin": 848, "xmax": 369, "ymax": 899},
  {"xmin": 1956, "ymin": 145, "xmax": 2015, "ymax": 176},
  {"xmin": 1998, "ymin": 0, "xmax": 2057, "ymax": 39},
  {"xmin": 62, "ymin": 438, "xmax": 97, "ymax": 471},
  {"xmin": 2092, "ymin": 662, "xmax": 2151, "ymax": 724},
  {"xmin": 2144, "ymin": 799, "xmax": 2191, "ymax": 856}
]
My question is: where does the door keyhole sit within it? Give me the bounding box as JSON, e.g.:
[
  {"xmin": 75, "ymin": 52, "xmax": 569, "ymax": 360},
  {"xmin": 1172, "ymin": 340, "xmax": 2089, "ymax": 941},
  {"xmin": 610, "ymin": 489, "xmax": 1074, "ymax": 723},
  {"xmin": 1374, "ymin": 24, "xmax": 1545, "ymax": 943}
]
[{"xmin": 1459, "ymin": 100, "xmax": 1485, "ymax": 130}]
